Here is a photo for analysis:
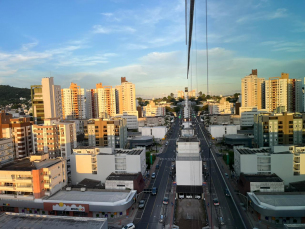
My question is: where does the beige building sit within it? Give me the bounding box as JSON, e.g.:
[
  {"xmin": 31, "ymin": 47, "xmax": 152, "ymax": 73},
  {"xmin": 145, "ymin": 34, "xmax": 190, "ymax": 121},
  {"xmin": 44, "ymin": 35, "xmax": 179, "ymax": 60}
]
[
  {"xmin": 115, "ymin": 77, "xmax": 136, "ymax": 116},
  {"xmin": 209, "ymin": 97, "xmax": 233, "ymax": 114},
  {"xmin": 143, "ymin": 100, "xmax": 166, "ymax": 117},
  {"xmin": 84, "ymin": 117, "xmax": 127, "ymax": 149},
  {"xmin": 0, "ymin": 153, "xmax": 66, "ymax": 199},
  {"xmin": 32, "ymin": 118, "xmax": 77, "ymax": 159},
  {"xmin": 0, "ymin": 138, "xmax": 14, "ymax": 165},
  {"xmin": 31, "ymin": 77, "xmax": 62, "ymax": 124},
  {"xmin": 0, "ymin": 112, "xmax": 33, "ymax": 158},
  {"xmin": 62, "ymin": 83, "xmax": 86, "ymax": 119},
  {"xmin": 241, "ymin": 69, "xmax": 265, "ymax": 109},
  {"xmin": 265, "ymin": 73, "xmax": 303, "ymax": 112},
  {"xmin": 254, "ymin": 112, "xmax": 305, "ymax": 147}
]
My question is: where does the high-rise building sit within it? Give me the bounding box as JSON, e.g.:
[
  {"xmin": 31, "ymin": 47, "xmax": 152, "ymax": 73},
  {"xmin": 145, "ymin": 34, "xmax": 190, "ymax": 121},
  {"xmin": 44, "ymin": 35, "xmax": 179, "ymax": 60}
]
[
  {"xmin": 241, "ymin": 69, "xmax": 265, "ymax": 109},
  {"xmin": 254, "ymin": 112, "xmax": 305, "ymax": 147},
  {"xmin": 32, "ymin": 118, "xmax": 77, "ymax": 159},
  {"xmin": 86, "ymin": 83, "xmax": 116, "ymax": 119},
  {"xmin": 84, "ymin": 117, "xmax": 127, "ymax": 149},
  {"xmin": 31, "ymin": 77, "xmax": 62, "ymax": 123},
  {"xmin": 115, "ymin": 77, "xmax": 136, "ymax": 116},
  {"xmin": 0, "ymin": 138, "xmax": 14, "ymax": 165},
  {"xmin": 177, "ymin": 90, "xmax": 184, "ymax": 98},
  {"xmin": 62, "ymin": 83, "xmax": 86, "ymax": 120},
  {"xmin": 0, "ymin": 112, "xmax": 33, "ymax": 158}
]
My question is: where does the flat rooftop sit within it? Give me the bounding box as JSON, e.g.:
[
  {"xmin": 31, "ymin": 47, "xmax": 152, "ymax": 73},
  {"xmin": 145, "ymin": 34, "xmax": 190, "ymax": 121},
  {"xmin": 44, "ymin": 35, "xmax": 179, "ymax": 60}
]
[
  {"xmin": 0, "ymin": 213, "xmax": 107, "ymax": 229},
  {"xmin": 236, "ymin": 147, "xmax": 270, "ymax": 155},
  {"xmin": 114, "ymin": 149, "xmax": 143, "ymax": 155},
  {"xmin": 254, "ymin": 192, "xmax": 305, "ymax": 207},
  {"xmin": 243, "ymin": 174, "xmax": 283, "ymax": 183},
  {"xmin": 72, "ymin": 178, "xmax": 103, "ymax": 189},
  {"xmin": 46, "ymin": 190, "xmax": 131, "ymax": 203},
  {"xmin": 177, "ymin": 136, "xmax": 199, "ymax": 142},
  {"xmin": 107, "ymin": 172, "xmax": 139, "ymax": 181},
  {"xmin": 224, "ymin": 134, "xmax": 251, "ymax": 139},
  {"xmin": 130, "ymin": 136, "xmax": 153, "ymax": 141},
  {"xmin": 0, "ymin": 158, "xmax": 61, "ymax": 171},
  {"xmin": 74, "ymin": 146, "xmax": 101, "ymax": 149},
  {"xmin": 177, "ymin": 153, "xmax": 201, "ymax": 161}
]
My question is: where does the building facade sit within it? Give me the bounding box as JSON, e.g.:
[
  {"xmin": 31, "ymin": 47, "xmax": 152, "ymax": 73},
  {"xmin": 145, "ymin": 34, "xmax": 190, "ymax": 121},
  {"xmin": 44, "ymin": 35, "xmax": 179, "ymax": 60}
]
[
  {"xmin": 115, "ymin": 77, "xmax": 136, "ymax": 116},
  {"xmin": 62, "ymin": 83, "xmax": 86, "ymax": 120},
  {"xmin": 143, "ymin": 100, "xmax": 166, "ymax": 117},
  {"xmin": 209, "ymin": 98, "xmax": 234, "ymax": 115},
  {"xmin": 0, "ymin": 138, "xmax": 14, "ymax": 165},
  {"xmin": 208, "ymin": 125, "xmax": 240, "ymax": 139}
]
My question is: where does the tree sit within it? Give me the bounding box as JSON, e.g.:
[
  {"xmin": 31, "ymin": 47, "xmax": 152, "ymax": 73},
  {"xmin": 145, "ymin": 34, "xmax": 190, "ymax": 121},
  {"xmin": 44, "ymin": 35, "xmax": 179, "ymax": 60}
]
[
  {"xmin": 198, "ymin": 91, "xmax": 203, "ymax": 96},
  {"xmin": 170, "ymin": 93, "xmax": 174, "ymax": 98}
]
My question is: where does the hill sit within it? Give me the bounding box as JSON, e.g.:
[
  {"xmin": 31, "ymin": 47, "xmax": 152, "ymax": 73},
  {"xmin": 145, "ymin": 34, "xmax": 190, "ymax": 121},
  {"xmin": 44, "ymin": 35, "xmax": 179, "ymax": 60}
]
[{"xmin": 0, "ymin": 85, "xmax": 31, "ymax": 106}]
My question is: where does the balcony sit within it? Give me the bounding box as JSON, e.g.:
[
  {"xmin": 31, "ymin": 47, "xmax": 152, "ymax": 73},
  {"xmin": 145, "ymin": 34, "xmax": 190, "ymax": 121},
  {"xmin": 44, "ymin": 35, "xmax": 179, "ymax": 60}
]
[
  {"xmin": 294, "ymin": 157, "xmax": 300, "ymax": 163},
  {"xmin": 15, "ymin": 186, "xmax": 33, "ymax": 192},
  {"xmin": 44, "ymin": 183, "xmax": 52, "ymax": 188},
  {"xmin": 16, "ymin": 177, "xmax": 32, "ymax": 183},
  {"xmin": 0, "ymin": 185, "xmax": 14, "ymax": 191},
  {"xmin": 43, "ymin": 175, "xmax": 51, "ymax": 180}
]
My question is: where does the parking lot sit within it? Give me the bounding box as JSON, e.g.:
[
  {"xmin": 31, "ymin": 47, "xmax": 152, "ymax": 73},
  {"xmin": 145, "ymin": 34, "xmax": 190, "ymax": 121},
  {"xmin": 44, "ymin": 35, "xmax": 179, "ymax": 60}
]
[{"xmin": 176, "ymin": 199, "xmax": 207, "ymax": 229}]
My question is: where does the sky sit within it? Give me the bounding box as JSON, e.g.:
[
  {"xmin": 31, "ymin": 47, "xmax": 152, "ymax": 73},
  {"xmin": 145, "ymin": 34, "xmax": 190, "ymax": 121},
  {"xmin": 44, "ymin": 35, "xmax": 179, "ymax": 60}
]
[{"xmin": 0, "ymin": 0, "xmax": 305, "ymax": 98}]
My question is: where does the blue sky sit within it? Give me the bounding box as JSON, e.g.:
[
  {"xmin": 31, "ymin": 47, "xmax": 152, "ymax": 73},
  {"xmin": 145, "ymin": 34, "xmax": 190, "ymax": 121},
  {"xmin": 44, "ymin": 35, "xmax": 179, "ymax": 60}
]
[{"xmin": 0, "ymin": 0, "xmax": 305, "ymax": 98}]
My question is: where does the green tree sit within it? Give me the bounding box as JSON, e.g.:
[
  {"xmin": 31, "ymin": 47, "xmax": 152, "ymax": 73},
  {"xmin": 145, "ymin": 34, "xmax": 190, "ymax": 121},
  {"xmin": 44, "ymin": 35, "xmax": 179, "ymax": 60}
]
[
  {"xmin": 198, "ymin": 91, "xmax": 203, "ymax": 96},
  {"xmin": 170, "ymin": 93, "xmax": 174, "ymax": 98}
]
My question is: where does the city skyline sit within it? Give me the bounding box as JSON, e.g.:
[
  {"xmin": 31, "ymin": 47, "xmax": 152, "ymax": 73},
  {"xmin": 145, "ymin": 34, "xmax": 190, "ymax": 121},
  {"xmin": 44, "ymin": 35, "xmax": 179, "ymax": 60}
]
[{"xmin": 1, "ymin": 0, "xmax": 305, "ymax": 98}]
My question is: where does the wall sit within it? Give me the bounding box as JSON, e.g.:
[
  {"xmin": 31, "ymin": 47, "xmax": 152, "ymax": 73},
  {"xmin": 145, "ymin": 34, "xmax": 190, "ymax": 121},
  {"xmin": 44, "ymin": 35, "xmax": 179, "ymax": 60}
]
[
  {"xmin": 141, "ymin": 127, "xmax": 167, "ymax": 139},
  {"xmin": 176, "ymin": 160, "xmax": 202, "ymax": 186},
  {"xmin": 209, "ymin": 125, "xmax": 239, "ymax": 138},
  {"xmin": 177, "ymin": 142, "xmax": 200, "ymax": 154},
  {"xmin": 239, "ymin": 154, "xmax": 258, "ymax": 176},
  {"xmin": 250, "ymin": 182, "xmax": 284, "ymax": 192},
  {"xmin": 105, "ymin": 180, "xmax": 134, "ymax": 190}
]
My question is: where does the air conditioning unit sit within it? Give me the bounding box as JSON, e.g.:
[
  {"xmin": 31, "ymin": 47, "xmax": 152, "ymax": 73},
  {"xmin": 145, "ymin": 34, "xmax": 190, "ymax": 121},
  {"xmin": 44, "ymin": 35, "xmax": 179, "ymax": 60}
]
[
  {"xmin": 66, "ymin": 187, "xmax": 72, "ymax": 191},
  {"xmin": 81, "ymin": 187, "xmax": 86, "ymax": 192}
]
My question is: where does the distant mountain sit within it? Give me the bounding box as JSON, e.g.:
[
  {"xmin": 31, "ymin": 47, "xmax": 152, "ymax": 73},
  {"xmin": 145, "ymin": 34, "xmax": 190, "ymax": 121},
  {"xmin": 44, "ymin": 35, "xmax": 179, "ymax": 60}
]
[{"xmin": 0, "ymin": 85, "xmax": 31, "ymax": 106}]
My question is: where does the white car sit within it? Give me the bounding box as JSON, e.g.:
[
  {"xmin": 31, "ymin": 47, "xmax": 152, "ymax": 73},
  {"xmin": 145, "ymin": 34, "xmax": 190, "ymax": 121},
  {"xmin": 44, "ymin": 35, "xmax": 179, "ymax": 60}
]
[
  {"xmin": 194, "ymin": 195, "xmax": 201, "ymax": 200},
  {"xmin": 122, "ymin": 223, "xmax": 135, "ymax": 229},
  {"xmin": 179, "ymin": 194, "xmax": 185, "ymax": 199},
  {"xmin": 186, "ymin": 195, "xmax": 192, "ymax": 199}
]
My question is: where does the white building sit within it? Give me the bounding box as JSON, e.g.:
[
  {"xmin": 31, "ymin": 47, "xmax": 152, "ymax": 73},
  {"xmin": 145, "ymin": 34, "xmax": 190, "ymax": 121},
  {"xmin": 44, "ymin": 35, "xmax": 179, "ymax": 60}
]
[
  {"xmin": 41, "ymin": 77, "xmax": 62, "ymax": 119},
  {"xmin": 209, "ymin": 98, "xmax": 233, "ymax": 115},
  {"xmin": 97, "ymin": 87, "xmax": 117, "ymax": 118},
  {"xmin": 239, "ymin": 107, "xmax": 268, "ymax": 127},
  {"xmin": 234, "ymin": 145, "xmax": 305, "ymax": 185},
  {"xmin": 208, "ymin": 125, "xmax": 240, "ymax": 138},
  {"xmin": 70, "ymin": 147, "xmax": 146, "ymax": 185},
  {"xmin": 141, "ymin": 126, "xmax": 167, "ymax": 139},
  {"xmin": 0, "ymin": 138, "xmax": 14, "ymax": 165},
  {"xmin": 143, "ymin": 100, "xmax": 166, "ymax": 117},
  {"xmin": 115, "ymin": 112, "xmax": 138, "ymax": 130}
]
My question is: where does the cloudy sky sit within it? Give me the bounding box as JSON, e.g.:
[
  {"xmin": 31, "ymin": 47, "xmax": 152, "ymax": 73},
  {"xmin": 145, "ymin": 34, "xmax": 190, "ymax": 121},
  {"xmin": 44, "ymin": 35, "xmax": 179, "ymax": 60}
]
[{"xmin": 0, "ymin": 0, "xmax": 305, "ymax": 98}]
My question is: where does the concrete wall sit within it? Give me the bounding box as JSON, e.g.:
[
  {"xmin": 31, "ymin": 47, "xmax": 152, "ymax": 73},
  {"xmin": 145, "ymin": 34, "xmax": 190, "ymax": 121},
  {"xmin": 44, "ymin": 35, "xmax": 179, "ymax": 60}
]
[
  {"xmin": 141, "ymin": 127, "xmax": 167, "ymax": 139},
  {"xmin": 105, "ymin": 180, "xmax": 134, "ymax": 190},
  {"xmin": 176, "ymin": 160, "xmax": 202, "ymax": 186},
  {"xmin": 209, "ymin": 125, "xmax": 239, "ymax": 138},
  {"xmin": 250, "ymin": 182, "xmax": 284, "ymax": 192},
  {"xmin": 177, "ymin": 142, "xmax": 200, "ymax": 154}
]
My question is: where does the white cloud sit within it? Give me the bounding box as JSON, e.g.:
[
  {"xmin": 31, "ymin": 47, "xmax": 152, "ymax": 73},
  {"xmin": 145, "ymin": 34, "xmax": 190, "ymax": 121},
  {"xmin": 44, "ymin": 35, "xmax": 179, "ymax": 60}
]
[
  {"xmin": 21, "ymin": 41, "xmax": 38, "ymax": 51},
  {"xmin": 237, "ymin": 8, "xmax": 288, "ymax": 23},
  {"xmin": 92, "ymin": 25, "xmax": 135, "ymax": 34}
]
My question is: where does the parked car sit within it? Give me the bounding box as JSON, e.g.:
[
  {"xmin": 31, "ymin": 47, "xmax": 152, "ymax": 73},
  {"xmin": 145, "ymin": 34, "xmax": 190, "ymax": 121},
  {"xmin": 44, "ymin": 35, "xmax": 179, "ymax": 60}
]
[
  {"xmin": 151, "ymin": 187, "xmax": 158, "ymax": 195},
  {"xmin": 159, "ymin": 214, "xmax": 165, "ymax": 223},
  {"xmin": 213, "ymin": 198, "xmax": 219, "ymax": 206},
  {"xmin": 224, "ymin": 188, "xmax": 230, "ymax": 197},
  {"xmin": 163, "ymin": 197, "xmax": 169, "ymax": 205},
  {"xmin": 186, "ymin": 194, "xmax": 192, "ymax": 199},
  {"xmin": 224, "ymin": 173, "xmax": 229, "ymax": 178},
  {"xmin": 179, "ymin": 194, "xmax": 185, "ymax": 199},
  {"xmin": 156, "ymin": 164, "xmax": 159, "ymax": 169},
  {"xmin": 194, "ymin": 195, "xmax": 201, "ymax": 200},
  {"xmin": 151, "ymin": 172, "xmax": 156, "ymax": 179},
  {"xmin": 122, "ymin": 223, "xmax": 135, "ymax": 229},
  {"xmin": 138, "ymin": 200, "xmax": 145, "ymax": 209}
]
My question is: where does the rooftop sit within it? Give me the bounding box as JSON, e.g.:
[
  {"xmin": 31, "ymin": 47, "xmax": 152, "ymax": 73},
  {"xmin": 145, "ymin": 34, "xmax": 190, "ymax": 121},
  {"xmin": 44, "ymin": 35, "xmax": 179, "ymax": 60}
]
[
  {"xmin": 0, "ymin": 213, "xmax": 107, "ymax": 229},
  {"xmin": 253, "ymin": 192, "xmax": 305, "ymax": 207},
  {"xmin": 106, "ymin": 172, "xmax": 140, "ymax": 181},
  {"xmin": 73, "ymin": 178, "xmax": 103, "ymax": 189},
  {"xmin": 224, "ymin": 134, "xmax": 251, "ymax": 139},
  {"xmin": 114, "ymin": 149, "xmax": 143, "ymax": 155},
  {"xmin": 0, "ymin": 158, "xmax": 62, "ymax": 171},
  {"xmin": 177, "ymin": 136, "xmax": 199, "ymax": 142},
  {"xmin": 46, "ymin": 190, "xmax": 132, "ymax": 203},
  {"xmin": 129, "ymin": 136, "xmax": 153, "ymax": 141},
  {"xmin": 236, "ymin": 147, "xmax": 270, "ymax": 155},
  {"xmin": 74, "ymin": 146, "xmax": 102, "ymax": 149},
  {"xmin": 177, "ymin": 153, "xmax": 201, "ymax": 161},
  {"xmin": 242, "ymin": 173, "xmax": 283, "ymax": 183}
]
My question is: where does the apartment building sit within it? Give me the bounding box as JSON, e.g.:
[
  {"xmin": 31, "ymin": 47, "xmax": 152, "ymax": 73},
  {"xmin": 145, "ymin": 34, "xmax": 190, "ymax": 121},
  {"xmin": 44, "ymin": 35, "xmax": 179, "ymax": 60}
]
[
  {"xmin": 62, "ymin": 83, "xmax": 86, "ymax": 120},
  {"xmin": 115, "ymin": 112, "xmax": 138, "ymax": 130},
  {"xmin": 70, "ymin": 146, "xmax": 146, "ymax": 184},
  {"xmin": 239, "ymin": 107, "xmax": 268, "ymax": 127},
  {"xmin": 253, "ymin": 112, "xmax": 305, "ymax": 147},
  {"xmin": 143, "ymin": 100, "xmax": 166, "ymax": 117},
  {"xmin": 241, "ymin": 69, "xmax": 265, "ymax": 109},
  {"xmin": 32, "ymin": 118, "xmax": 77, "ymax": 159},
  {"xmin": 0, "ymin": 138, "xmax": 14, "ymax": 165},
  {"xmin": 86, "ymin": 83, "xmax": 116, "ymax": 119},
  {"xmin": 188, "ymin": 89, "xmax": 196, "ymax": 98},
  {"xmin": 209, "ymin": 97, "xmax": 234, "ymax": 114},
  {"xmin": 31, "ymin": 77, "xmax": 62, "ymax": 124},
  {"xmin": 0, "ymin": 153, "xmax": 66, "ymax": 200},
  {"xmin": 84, "ymin": 117, "xmax": 127, "ymax": 148},
  {"xmin": 264, "ymin": 73, "xmax": 303, "ymax": 112},
  {"xmin": 0, "ymin": 112, "xmax": 33, "ymax": 158},
  {"xmin": 234, "ymin": 145, "xmax": 305, "ymax": 185},
  {"xmin": 115, "ymin": 77, "xmax": 136, "ymax": 116}
]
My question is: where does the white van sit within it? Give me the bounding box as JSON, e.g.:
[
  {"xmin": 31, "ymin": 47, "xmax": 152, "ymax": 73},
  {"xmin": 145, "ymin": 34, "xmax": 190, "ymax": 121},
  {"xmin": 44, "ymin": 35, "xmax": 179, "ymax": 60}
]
[
  {"xmin": 179, "ymin": 194, "xmax": 185, "ymax": 199},
  {"xmin": 186, "ymin": 194, "xmax": 192, "ymax": 199}
]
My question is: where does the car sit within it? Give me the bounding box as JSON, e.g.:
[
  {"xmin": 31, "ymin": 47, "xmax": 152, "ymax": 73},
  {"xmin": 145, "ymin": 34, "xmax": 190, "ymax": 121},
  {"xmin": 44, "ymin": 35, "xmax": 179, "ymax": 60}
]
[
  {"xmin": 224, "ymin": 188, "xmax": 230, "ymax": 197},
  {"xmin": 156, "ymin": 164, "xmax": 159, "ymax": 169},
  {"xmin": 213, "ymin": 198, "xmax": 219, "ymax": 206},
  {"xmin": 151, "ymin": 172, "xmax": 156, "ymax": 179},
  {"xmin": 186, "ymin": 194, "xmax": 192, "ymax": 199},
  {"xmin": 159, "ymin": 214, "xmax": 165, "ymax": 223},
  {"xmin": 218, "ymin": 217, "xmax": 225, "ymax": 225},
  {"xmin": 194, "ymin": 195, "xmax": 201, "ymax": 200},
  {"xmin": 122, "ymin": 223, "xmax": 135, "ymax": 229},
  {"xmin": 179, "ymin": 194, "xmax": 185, "ymax": 199},
  {"xmin": 138, "ymin": 200, "xmax": 145, "ymax": 209},
  {"xmin": 163, "ymin": 197, "xmax": 169, "ymax": 205},
  {"xmin": 151, "ymin": 187, "xmax": 158, "ymax": 195},
  {"xmin": 224, "ymin": 173, "xmax": 229, "ymax": 178}
]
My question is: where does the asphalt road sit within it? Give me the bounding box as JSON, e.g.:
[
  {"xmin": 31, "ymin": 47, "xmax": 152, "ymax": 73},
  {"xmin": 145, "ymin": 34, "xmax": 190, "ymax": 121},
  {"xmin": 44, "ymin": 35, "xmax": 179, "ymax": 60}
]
[
  {"xmin": 193, "ymin": 113, "xmax": 250, "ymax": 229},
  {"xmin": 135, "ymin": 117, "xmax": 180, "ymax": 229}
]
